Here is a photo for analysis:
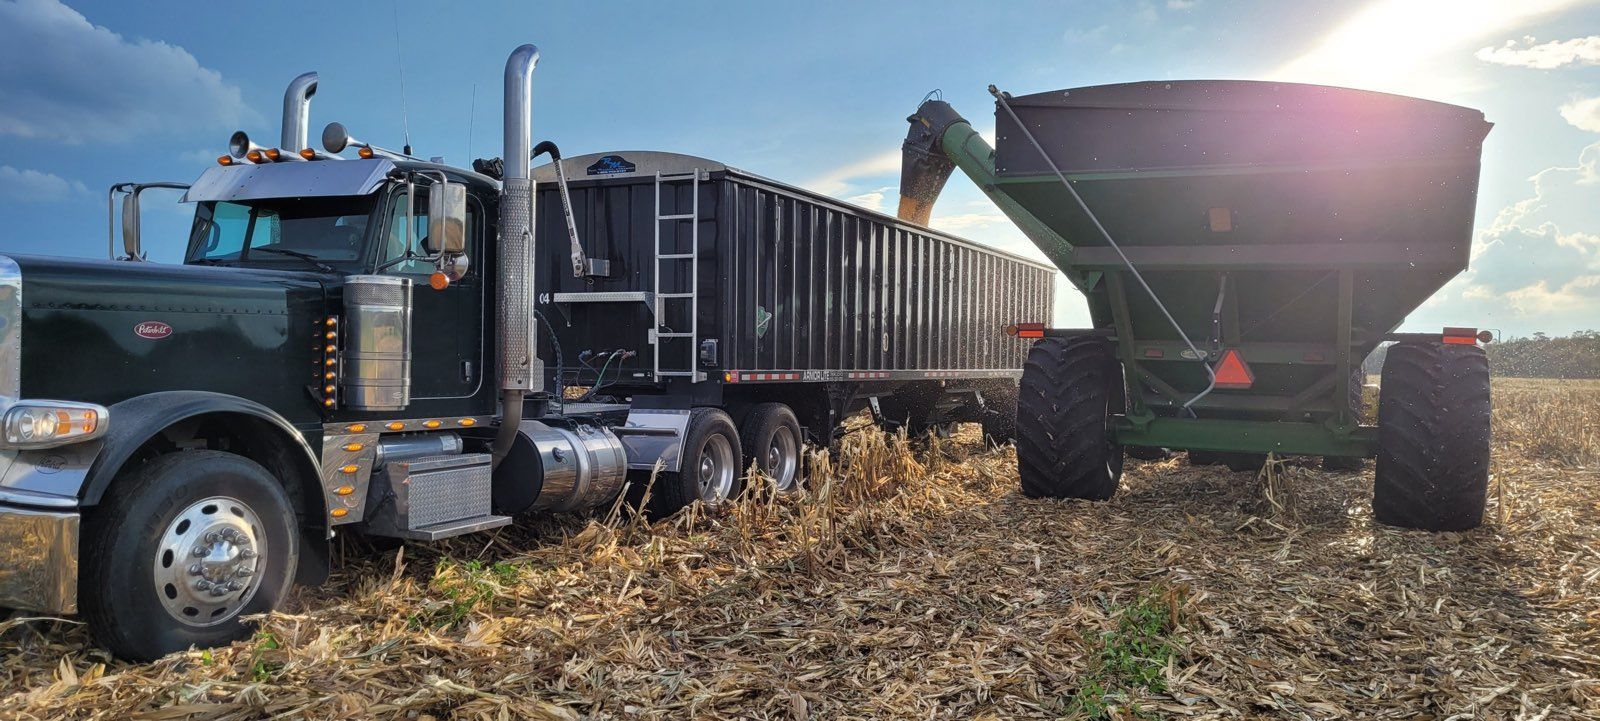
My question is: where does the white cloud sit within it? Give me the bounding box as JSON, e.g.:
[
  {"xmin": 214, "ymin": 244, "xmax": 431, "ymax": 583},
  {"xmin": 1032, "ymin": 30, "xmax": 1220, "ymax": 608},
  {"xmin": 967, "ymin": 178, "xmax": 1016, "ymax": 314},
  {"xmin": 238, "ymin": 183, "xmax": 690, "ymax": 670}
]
[
  {"xmin": 929, "ymin": 211, "xmax": 1010, "ymax": 233},
  {"xmin": 0, "ymin": 165, "xmax": 88, "ymax": 202},
  {"xmin": 0, "ymin": 0, "xmax": 254, "ymax": 143},
  {"xmin": 1559, "ymin": 96, "xmax": 1600, "ymax": 132},
  {"xmin": 1476, "ymin": 35, "xmax": 1600, "ymax": 69},
  {"xmin": 803, "ymin": 150, "xmax": 900, "ymax": 196},
  {"xmin": 843, "ymin": 186, "xmax": 891, "ymax": 214}
]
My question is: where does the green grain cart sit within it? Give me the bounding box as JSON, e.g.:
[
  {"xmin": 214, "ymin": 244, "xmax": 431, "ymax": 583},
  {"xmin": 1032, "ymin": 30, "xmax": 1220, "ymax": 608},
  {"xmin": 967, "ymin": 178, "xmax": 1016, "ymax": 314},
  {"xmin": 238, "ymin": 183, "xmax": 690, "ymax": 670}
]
[{"xmin": 900, "ymin": 81, "xmax": 1494, "ymax": 531}]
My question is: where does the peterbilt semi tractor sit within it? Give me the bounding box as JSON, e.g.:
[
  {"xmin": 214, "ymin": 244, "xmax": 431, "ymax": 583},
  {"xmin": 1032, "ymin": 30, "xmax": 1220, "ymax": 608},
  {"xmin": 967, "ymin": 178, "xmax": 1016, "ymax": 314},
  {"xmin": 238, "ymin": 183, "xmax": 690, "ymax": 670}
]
[{"xmin": 0, "ymin": 45, "xmax": 1052, "ymax": 659}]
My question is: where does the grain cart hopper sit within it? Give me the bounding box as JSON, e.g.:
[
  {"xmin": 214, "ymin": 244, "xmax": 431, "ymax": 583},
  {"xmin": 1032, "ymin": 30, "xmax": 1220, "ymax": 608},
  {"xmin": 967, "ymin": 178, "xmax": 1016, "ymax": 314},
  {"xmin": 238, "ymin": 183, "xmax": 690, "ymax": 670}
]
[{"xmin": 900, "ymin": 81, "xmax": 1495, "ymax": 531}]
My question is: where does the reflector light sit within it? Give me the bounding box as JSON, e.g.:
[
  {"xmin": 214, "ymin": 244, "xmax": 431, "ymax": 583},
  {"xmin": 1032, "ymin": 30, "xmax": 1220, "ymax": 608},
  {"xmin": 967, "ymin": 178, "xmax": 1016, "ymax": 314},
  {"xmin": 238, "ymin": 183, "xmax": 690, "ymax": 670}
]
[
  {"xmin": 1212, "ymin": 349, "xmax": 1254, "ymax": 390},
  {"xmin": 457, "ymin": 418, "xmax": 476, "ymax": 427},
  {"xmin": 331, "ymin": 508, "xmax": 349, "ymax": 518},
  {"xmin": 1443, "ymin": 326, "xmax": 1479, "ymax": 345},
  {"xmin": 246, "ymin": 149, "xmax": 264, "ymax": 163},
  {"xmin": 387, "ymin": 421, "xmax": 405, "ymax": 431},
  {"xmin": 1143, "ymin": 347, "xmax": 1164, "ymax": 358},
  {"xmin": 428, "ymin": 272, "xmax": 450, "ymax": 291},
  {"xmin": 265, "ymin": 148, "xmax": 281, "ymax": 161},
  {"xmin": 217, "ymin": 155, "xmax": 233, "ymax": 166},
  {"xmin": 1477, "ymin": 330, "xmax": 1494, "ymax": 344},
  {"xmin": 300, "ymin": 148, "xmax": 317, "ymax": 160},
  {"xmin": 358, "ymin": 147, "xmax": 374, "ymax": 159},
  {"xmin": 1007, "ymin": 322, "xmax": 1045, "ymax": 339},
  {"xmin": 347, "ymin": 424, "xmax": 367, "ymax": 433}
]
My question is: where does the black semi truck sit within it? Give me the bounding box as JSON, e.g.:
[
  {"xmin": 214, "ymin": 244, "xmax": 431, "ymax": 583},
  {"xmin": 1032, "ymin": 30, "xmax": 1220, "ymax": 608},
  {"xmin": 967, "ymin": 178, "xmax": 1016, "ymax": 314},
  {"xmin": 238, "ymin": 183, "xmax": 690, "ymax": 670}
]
[{"xmin": 0, "ymin": 45, "xmax": 1052, "ymax": 659}]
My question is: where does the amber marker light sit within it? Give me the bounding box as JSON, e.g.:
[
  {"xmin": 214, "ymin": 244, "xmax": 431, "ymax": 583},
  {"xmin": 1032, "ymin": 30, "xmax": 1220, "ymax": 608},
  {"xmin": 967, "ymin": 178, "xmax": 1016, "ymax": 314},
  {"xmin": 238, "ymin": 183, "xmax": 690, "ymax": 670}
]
[
  {"xmin": 336, "ymin": 485, "xmax": 355, "ymax": 496},
  {"xmin": 217, "ymin": 155, "xmax": 233, "ymax": 166},
  {"xmin": 341, "ymin": 464, "xmax": 359, "ymax": 474},
  {"xmin": 429, "ymin": 271, "xmax": 450, "ymax": 291},
  {"xmin": 347, "ymin": 424, "xmax": 367, "ymax": 433},
  {"xmin": 358, "ymin": 147, "xmax": 374, "ymax": 159},
  {"xmin": 331, "ymin": 508, "xmax": 349, "ymax": 518},
  {"xmin": 458, "ymin": 418, "xmax": 477, "ymax": 427},
  {"xmin": 424, "ymin": 420, "xmax": 442, "ymax": 429},
  {"xmin": 343, "ymin": 442, "xmax": 364, "ymax": 452},
  {"xmin": 387, "ymin": 421, "xmax": 405, "ymax": 431},
  {"xmin": 246, "ymin": 149, "xmax": 264, "ymax": 163},
  {"xmin": 265, "ymin": 148, "xmax": 281, "ymax": 161},
  {"xmin": 300, "ymin": 147, "xmax": 317, "ymax": 160}
]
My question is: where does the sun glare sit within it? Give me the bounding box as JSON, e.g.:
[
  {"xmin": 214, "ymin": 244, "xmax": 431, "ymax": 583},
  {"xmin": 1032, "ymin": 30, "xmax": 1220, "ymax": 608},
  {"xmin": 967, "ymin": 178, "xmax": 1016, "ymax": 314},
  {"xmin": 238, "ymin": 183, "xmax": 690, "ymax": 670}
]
[{"xmin": 1271, "ymin": 0, "xmax": 1582, "ymax": 98}]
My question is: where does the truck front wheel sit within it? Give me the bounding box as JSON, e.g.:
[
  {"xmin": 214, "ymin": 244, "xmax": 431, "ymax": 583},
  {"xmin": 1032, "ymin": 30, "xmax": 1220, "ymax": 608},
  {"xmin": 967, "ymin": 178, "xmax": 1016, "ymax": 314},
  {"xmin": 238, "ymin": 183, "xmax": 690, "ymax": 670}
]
[
  {"xmin": 81, "ymin": 450, "xmax": 298, "ymax": 661},
  {"xmin": 1016, "ymin": 336, "xmax": 1123, "ymax": 500},
  {"xmin": 1373, "ymin": 342, "xmax": 1491, "ymax": 531}
]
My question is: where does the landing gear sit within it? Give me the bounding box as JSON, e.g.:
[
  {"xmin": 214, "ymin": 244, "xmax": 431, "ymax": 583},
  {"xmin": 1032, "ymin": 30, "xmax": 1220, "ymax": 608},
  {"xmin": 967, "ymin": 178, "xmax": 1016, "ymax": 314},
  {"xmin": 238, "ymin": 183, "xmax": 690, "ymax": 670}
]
[{"xmin": 81, "ymin": 451, "xmax": 297, "ymax": 662}]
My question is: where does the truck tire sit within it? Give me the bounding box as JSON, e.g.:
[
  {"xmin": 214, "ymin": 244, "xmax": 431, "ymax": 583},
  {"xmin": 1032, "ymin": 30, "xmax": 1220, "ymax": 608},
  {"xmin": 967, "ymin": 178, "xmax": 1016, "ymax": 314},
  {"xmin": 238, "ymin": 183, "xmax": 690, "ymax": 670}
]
[
  {"xmin": 650, "ymin": 408, "xmax": 744, "ymax": 516},
  {"xmin": 740, "ymin": 403, "xmax": 803, "ymax": 493},
  {"xmin": 979, "ymin": 381, "xmax": 1019, "ymax": 446},
  {"xmin": 1017, "ymin": 337, "xmax": 1123, "ymax": 500},
  {"xmin": 1323, "ymin": 368, "xmax": 1368, "ymax": 471},
  {"xmin": 1373, "ymin": 343, "xmax": 1491, "ymax": 531},
  {"xmin": 80, "ymin": 450, "xmax": 298, "ymax": 662}
]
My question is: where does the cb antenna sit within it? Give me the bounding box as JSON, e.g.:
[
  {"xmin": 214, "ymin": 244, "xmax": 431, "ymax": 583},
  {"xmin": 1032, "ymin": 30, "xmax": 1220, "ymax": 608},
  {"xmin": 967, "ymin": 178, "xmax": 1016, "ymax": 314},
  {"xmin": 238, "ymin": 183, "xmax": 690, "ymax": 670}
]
[
  {"xmin": 390, "ymin": 0, "xmax": 412, "ymax": 155},
  {"xmin": 466, "ymin": 83, "xmax": 477, "ymax": 161}
]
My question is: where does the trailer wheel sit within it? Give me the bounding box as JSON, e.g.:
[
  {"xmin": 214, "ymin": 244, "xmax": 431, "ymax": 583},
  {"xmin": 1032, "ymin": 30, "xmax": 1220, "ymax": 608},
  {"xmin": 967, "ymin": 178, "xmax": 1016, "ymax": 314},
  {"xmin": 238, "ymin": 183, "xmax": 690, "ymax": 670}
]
[
  {"xmin": 1323, "ymin": 368, "xmax": 1368, "ymax": 471},
  {"xmin": 740, "ymin": 403, "xmax": 804, "ymax": 493},
  {"xmin": 979, "ymin": 381, "xmax": 1019, "ymax": 446},
  {"xmin": 651, "ymin": 408, "xmax": 744, "ymax": 516},
  {"xmin": 1016, "ymin": 337, "xmax": 1123, "ymax": 500},
  {"xmin": 1373, "ymin": 343, "xmax": 1491, "ymax": 531},
  {"xmin": 80, "ymin": 450, "xmax": 298, "ymax": 662}
]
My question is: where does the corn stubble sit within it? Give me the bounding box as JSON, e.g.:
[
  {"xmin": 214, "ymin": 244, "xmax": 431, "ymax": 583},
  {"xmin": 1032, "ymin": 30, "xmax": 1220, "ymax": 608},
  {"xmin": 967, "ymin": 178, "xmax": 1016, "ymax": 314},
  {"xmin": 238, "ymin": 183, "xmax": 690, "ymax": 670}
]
[{"xmin": 2, "ymin": 379, "xmax": 1598, "ymax": 719}]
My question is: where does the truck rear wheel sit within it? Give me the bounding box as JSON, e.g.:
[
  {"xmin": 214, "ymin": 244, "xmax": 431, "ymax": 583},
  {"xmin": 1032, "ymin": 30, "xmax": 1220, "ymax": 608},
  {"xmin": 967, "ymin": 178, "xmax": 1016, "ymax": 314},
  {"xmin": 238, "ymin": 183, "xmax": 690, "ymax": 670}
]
[
  {"xmin": 650, "ymin": 408, "xmax": 744, "ymax": 516},
  {"xmin": 1017, "ymin": 337, "xmax": 1123, "ymax": 500},
  {"xmin": 1373, "ymin": 342, "xmax": 1491, "ymax": 531},
  {"xmin": 740, "ymin": 403, "xmax": 803, "ymax": 493},
  {"xmin": 81, "ymin": 450, "xmax": 298, "ymax": 661}
]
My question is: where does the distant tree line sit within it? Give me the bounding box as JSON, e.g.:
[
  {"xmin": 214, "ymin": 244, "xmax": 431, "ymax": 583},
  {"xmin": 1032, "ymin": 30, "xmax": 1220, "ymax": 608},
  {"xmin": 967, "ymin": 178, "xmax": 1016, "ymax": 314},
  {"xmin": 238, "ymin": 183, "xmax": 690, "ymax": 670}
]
[{"xmin": 1362, "ymin": 331, "xmax": 1600, "ymax": 379}]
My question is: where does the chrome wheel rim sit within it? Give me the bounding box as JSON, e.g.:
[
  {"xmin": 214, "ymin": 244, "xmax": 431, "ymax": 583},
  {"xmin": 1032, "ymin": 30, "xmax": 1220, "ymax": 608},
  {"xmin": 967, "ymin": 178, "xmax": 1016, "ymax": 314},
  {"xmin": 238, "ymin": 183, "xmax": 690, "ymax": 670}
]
[
  {"xmin": 765, "ymin": 426, "xmax": 799, "ymax": 492},
  {"xmin": 152, "ymin": 496, "xmax": 266, "ymax": 627},
  {"xmin": 696, "ymin": 433, "xmax": 737, "ymax": 503}
]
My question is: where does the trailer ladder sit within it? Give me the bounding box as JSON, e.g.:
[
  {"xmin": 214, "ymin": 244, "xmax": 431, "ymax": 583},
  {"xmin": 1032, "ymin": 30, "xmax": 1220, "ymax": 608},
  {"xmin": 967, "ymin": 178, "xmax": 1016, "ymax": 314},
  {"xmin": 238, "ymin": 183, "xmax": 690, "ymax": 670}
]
[{"xmin": 653, "ymin": 170, "xmax": 705, "ymax": 382}]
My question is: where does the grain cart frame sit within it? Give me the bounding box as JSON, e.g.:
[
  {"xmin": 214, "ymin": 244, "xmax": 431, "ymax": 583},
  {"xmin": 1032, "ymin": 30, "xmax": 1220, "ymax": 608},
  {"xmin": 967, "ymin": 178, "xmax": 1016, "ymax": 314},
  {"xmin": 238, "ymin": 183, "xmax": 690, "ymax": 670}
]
[
  {"xmin": 900, "ymin": 81, "xmax": 1495, "ymax": 531},
  {"xmin": 0, "ymin": 45, "xmax": 1049, "ymax": 660}
]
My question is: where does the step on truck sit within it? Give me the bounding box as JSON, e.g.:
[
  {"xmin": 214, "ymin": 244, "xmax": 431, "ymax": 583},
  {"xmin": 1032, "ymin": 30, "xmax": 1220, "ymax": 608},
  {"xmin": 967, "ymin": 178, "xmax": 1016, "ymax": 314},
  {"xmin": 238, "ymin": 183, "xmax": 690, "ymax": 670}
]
[
  {"xmin": 0, "ymin": 44, "xmax": 1053, "ymax": 660},
  {"xmin": 900, "ymin": 81, "xmax": 1495, "ymax": 532}
]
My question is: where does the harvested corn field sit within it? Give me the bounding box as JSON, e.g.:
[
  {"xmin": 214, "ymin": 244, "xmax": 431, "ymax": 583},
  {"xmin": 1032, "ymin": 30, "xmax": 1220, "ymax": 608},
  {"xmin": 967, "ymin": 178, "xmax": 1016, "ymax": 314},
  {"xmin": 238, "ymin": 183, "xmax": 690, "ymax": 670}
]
[{"xmin": 2, "ymin": 378, "xmax": 1598, "ymax": 720}]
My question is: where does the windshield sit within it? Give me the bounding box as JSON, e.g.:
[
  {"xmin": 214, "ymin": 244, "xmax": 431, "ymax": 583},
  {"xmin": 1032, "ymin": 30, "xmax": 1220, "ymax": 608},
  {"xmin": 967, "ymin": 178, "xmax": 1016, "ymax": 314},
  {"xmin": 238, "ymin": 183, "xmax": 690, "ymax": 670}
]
[{"xmin": 186, "ymin": 195, "xmax": 377, "ymax": 266}]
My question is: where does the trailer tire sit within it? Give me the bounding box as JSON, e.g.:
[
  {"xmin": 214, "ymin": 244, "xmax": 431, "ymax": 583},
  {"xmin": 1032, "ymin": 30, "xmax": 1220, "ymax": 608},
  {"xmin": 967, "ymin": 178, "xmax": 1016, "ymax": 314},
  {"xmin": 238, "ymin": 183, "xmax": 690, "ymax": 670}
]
[
  {"xmin": 650, "ymin": 408, "xmax": 744, "ymax": 517},
  {"xmin": 81, "ymin": 450, "xmax": 297, "ymax": 662},
  {"xmin": 1016, "ymin": 337, "xmax": 1123, "ymax": 500},
  {"xmin": 1373, "ymin": 343, "xmax": 1491, "ymax": 531},
  {"xmin": 979, "ymin": 381, "xmax": 1019, "ymax": 446},
  {"xmin": 740, "ymin": 403, "xmax": 804, "ymax": 493}
]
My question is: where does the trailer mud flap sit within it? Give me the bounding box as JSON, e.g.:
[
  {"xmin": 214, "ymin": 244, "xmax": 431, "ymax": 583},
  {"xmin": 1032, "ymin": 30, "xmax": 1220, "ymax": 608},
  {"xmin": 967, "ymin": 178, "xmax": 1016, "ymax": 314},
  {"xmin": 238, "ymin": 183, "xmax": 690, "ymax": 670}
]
[{"xmin": 612, "ymin": 408, "xmax": 690, "ymax": 472}]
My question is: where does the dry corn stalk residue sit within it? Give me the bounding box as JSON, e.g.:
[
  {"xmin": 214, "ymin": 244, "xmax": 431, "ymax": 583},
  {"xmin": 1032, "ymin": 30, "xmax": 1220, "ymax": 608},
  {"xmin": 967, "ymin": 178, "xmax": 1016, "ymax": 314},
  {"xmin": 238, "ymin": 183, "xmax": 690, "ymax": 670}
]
[{"xmin": 1, "ymin": 378, "xmax": 1598, "ymax": 719}]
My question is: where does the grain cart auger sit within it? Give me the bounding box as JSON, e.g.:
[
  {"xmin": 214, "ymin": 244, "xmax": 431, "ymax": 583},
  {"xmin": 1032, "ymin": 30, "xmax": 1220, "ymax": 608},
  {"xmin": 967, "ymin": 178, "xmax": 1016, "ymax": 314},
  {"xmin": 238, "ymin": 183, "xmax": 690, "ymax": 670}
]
[{"xmin": 900, "ymin": 81, "xmax": 1496, "ymax": 531}]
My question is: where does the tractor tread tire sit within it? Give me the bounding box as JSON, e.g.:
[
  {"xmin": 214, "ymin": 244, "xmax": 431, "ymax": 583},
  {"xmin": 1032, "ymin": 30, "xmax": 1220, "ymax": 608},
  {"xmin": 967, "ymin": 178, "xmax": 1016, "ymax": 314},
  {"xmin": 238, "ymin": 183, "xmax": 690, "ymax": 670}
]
[
  {"xmin": 1373, "ymin": 342, "xmax": 1491, "ymax": 531},
  {"xmin": 1016, "ymin": 337, "xmax": 1123, "ymax": 500}
]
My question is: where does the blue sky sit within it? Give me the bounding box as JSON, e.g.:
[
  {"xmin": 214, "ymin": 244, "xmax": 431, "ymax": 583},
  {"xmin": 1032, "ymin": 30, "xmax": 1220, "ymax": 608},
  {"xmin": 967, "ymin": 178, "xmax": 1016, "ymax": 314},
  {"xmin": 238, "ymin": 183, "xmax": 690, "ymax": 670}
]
[{"xmin": 1, "ymin": 0, "xmax": 1598, "ymax": 337}]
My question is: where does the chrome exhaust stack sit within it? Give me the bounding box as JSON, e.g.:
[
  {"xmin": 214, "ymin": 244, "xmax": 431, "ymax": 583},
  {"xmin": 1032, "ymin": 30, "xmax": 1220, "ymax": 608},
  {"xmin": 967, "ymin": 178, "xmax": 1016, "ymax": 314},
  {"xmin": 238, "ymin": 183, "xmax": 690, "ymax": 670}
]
[
  {"xmin": 492, "ymin": 43, "xmax": 543, "ymax": 467},
  {"xmin": 281, "ymin": 71, "xmax": 319, "ymax": 153}
]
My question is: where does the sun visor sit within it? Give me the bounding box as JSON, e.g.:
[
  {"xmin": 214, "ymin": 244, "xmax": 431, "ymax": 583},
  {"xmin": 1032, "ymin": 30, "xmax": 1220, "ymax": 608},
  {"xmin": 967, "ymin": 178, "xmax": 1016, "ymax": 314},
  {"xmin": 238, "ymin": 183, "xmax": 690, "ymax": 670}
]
[{"xmin": 182, "ymin": 158, "xmax": 396, "ymax": 203}]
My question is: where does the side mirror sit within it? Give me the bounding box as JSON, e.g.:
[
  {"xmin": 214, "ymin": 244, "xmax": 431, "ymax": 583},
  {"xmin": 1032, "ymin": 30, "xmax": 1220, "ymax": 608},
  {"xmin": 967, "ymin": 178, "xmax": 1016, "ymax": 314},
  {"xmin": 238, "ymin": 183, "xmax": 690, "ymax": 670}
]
[
  {"xmin": 120, "ymin": 192, "xmax": 141, "ymax": 260},
  {"xmin": 426, "ymin": 180, "xmax": 466, "ymax": 255}
]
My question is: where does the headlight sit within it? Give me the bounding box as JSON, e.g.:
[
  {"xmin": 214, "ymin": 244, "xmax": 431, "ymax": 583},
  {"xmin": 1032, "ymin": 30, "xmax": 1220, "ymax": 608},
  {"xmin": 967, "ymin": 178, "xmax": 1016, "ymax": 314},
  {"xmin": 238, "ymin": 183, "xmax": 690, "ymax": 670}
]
[{"xmin": 2, "ymin": 401, "xmax": 108, "ymax": 449}]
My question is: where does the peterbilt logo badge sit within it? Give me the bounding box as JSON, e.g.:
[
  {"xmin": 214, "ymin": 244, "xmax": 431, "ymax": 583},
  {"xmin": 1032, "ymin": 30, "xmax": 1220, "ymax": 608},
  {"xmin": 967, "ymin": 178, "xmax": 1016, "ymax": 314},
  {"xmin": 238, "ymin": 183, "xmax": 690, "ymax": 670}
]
[{"xmin": 134, "ymin": 321, "xmax": 173, "ymax": 339}]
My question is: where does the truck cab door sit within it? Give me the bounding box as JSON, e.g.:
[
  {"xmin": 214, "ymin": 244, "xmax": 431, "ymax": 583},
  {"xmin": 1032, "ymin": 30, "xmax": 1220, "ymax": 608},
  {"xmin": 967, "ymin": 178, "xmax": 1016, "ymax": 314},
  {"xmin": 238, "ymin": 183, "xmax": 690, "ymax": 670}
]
[{"xmin": 375, "ymin": 189, "xmax": 485, "ymax": 401}]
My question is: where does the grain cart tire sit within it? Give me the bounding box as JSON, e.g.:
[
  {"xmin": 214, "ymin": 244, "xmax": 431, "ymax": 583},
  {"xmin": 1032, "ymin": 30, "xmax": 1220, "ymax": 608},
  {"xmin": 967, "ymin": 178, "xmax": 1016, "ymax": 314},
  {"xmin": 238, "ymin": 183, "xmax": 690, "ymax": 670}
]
[
  {"xmin": 1017, "ymin": 337, "xmax": 1123, "ymax": 500},
  {"xmin": 740, "ymin": 403, "xmax": 804, "ymax": 494},
  {"xmin": 81, "ymin": 451, "xmax": 298, "ymax": 662},
  {"xmin": 1373, "ymin": 343, "xmax": 1491, "ymax": 531},
  {"xmin": 979, "ymin": 381, "xmax": 1020, "ymax": 446},
  {"xmin": 1323, "ymin": 369, "xmax": 1369, "ymax": 471},
  {"xmin": 650, "ymin": 408, "xmax": 745, "ymax": 517}
]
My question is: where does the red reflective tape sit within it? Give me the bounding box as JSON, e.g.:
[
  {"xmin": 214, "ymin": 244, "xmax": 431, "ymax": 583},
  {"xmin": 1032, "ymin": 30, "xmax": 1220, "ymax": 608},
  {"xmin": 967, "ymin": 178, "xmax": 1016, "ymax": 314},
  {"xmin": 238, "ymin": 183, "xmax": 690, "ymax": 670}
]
[{"xmin": 1443, "ymin": 335, "xmax": 1476, "ymax": 345}]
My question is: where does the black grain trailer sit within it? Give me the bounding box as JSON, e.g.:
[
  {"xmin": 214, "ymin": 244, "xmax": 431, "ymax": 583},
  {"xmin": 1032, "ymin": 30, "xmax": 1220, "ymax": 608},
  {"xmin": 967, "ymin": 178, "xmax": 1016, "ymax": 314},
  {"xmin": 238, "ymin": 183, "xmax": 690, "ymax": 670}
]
[{"xmin": 532, "ymin": 151, "xmax": 1055, "ymax": 493}]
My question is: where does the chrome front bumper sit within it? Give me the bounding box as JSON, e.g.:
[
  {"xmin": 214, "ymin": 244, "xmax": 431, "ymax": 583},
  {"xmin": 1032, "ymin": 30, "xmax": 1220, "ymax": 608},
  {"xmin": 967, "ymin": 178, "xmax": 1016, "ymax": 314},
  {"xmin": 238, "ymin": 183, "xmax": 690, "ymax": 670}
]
[{"xmin": 0, "ymin": 504, "xmax": 78, "ymax": 613}]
